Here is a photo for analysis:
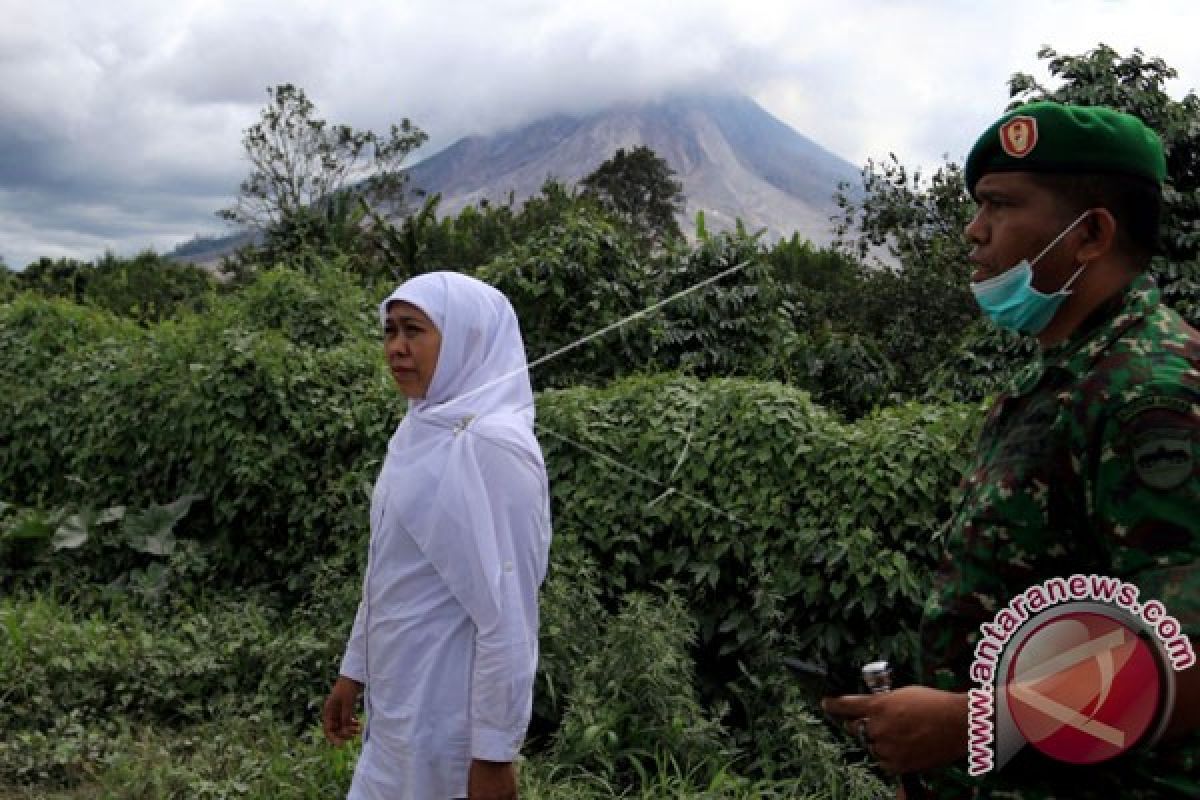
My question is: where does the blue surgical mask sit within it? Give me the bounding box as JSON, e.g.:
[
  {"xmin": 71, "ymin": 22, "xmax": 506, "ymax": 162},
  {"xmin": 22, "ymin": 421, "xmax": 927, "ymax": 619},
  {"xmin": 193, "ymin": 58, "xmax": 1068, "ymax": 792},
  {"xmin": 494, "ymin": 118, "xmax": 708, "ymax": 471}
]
[{"xmin": 970, "ymin": 211, "xmax": 1091, "ymax": 335}]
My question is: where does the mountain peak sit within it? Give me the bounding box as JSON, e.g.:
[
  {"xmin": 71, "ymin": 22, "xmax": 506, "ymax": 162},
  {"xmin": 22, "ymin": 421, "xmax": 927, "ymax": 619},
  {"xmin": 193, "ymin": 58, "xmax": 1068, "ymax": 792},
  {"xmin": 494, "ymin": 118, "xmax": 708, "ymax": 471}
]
[
  {"xmin": 406, "ymin": 92, "xmax": 859, "ymax": 244},
  {"xmin": 171, "ymin": 93, "xmax": 861, "ymax": 265}
]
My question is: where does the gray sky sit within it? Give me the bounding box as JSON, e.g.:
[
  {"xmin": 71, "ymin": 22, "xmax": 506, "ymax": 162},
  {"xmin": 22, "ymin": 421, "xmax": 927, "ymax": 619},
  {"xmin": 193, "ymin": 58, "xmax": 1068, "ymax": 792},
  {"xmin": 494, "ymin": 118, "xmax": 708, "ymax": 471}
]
[{"xmin": 2, "ymin": 0, "xmax": 1199, "ymax": 269}]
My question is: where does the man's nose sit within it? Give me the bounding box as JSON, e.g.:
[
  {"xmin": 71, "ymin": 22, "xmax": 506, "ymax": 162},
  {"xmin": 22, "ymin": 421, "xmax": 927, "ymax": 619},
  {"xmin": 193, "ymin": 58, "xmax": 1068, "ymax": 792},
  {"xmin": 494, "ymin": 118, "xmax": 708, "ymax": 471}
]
[{"xmin": 964, "ymin": 208, "xmax": 987, "ymax": 246}]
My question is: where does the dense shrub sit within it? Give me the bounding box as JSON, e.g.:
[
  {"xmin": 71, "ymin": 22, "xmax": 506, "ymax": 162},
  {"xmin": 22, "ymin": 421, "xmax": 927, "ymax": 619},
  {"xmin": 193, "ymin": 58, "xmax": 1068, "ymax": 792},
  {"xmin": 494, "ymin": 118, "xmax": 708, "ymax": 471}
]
[
  {"xmin": 0, "ymin": 593, "xmax": 342, "ymax": 736},
  {"xmin": 549, "ymin": 592, "xmax": 729, "ymax": 783},
  {"xmin": 476, "ymin": 205, "xmax": 661, "ymax": 390},
  {"xmin": 538, "ymin": 375, "xmax": 978, "ymax": 683},
  {"xmin": 218, "ymin": 263, "xmax": 378, "ymax": 349},
  {"xmin": 15, "ymin": 252, "xmax": 215, "ymax": 324},
  {"xmin": 0, "ymin": 584, "xmax": 883, "ymax": 799},
  {"xmin": 0, "ymin": 290, "xmax": 396, "ymax": 586}
]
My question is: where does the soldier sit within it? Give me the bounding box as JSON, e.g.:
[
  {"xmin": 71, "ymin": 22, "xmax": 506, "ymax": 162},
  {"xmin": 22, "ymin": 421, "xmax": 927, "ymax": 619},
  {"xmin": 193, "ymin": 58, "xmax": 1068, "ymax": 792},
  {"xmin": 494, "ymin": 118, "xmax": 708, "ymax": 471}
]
[{"xmin": 824, "ymin": 103, "xmax": 1200, "ymax": 797}]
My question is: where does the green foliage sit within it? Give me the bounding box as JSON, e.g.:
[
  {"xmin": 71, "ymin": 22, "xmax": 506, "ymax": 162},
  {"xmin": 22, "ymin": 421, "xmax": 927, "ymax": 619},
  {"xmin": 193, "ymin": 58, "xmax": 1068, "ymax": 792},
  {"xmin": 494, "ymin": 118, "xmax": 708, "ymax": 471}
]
[
  {"xmin": 9, "ymin": 251, "xmax": 215, "ymax": 324},
  {"xmin": 2, "ymin": 241, "xmax": 977, "ymax": 798},
  {"xmin": 834, "ymin": 156, "xmax": 973, "ymax": 281},
  {"xmin": 832, "ymin": 156, "xmax": 979, "ymax": 388},
  {"xmin": 925, "ymin": 321, "xmax": 1038, "ymax": 403},
  {"xmin": 365, "ymin": 192, "xmax": 443, "ymax": 279},
  {"xmin": 2, "ymin": 276, "xmax": 978, "ymax": 662},
  {"xmin": 0, "ymin": 263, "xmax": 14, "ymax": 303},
  {"xmin": 250, "ymin": 193, "xmax": 372, "ymax": 277},
  {"xmin": 84, "ymin": 251, "xmax": 215, "ymax": 323},
  {"xmin": 0, "ymin": 494, "xmax": 200, "ymax": 595},
  {"xmin": 728, "ymin": 667, "xmax": 886, "ymax": 795},
  {"xmin": 0, "ymin": 284, "xmax": 396, "ymax": 587},
  {"xmin": 654, "ymin": 230, "xmax": 793, "ymax": 380},
  {"xmin": 549, "ymin": 592, "xmax": 729, "ymax": 785},
  {"xmin": 0, "ymin": 593, "xmax": 343, "ymax": 746},
  {"xmin": 219, "ymin": 262, "xmax": 377, "ymax": 349},
  {"xmin": 419, "ymin": 196, "xmax": 520, "ymax": 270},
  {"xmin": 0, "ymin": 710, "xmax": 356, "ymax": 797},
  {"xmin": 538, "ymin": 375, "xmax": 977, "ymax": 683},
  {"xmin": 533, "ymin": 544, "xmax": 607, "ymax": 733},
  {"xmin": 353, "ymin": 180, "xmax": 583, "ymax": 285},
  {"xmin": 580, "ymin": 146, "xmax": 685, "ymax": 246},
  {"xmin": 477, "ymin": 205, "xmax": 660, "ymax": 389},
  {"xmin": 14, "ymin": 256, "xmax": 93, "ymax": 302},
  {"xmin": 778, "ymin": 328, "xmax": 897, "ymax": 417},
  {"xmin": 768, "ymin": 234, "xmax": 860, "ymax": 316}
]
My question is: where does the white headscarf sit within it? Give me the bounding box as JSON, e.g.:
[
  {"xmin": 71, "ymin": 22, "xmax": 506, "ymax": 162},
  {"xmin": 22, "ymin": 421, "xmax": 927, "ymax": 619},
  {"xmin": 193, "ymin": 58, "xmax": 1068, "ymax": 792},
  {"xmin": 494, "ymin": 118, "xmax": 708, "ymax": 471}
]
[{"xmin": 375, "ymin": 270, "xmax": 547, "ymax": 627}]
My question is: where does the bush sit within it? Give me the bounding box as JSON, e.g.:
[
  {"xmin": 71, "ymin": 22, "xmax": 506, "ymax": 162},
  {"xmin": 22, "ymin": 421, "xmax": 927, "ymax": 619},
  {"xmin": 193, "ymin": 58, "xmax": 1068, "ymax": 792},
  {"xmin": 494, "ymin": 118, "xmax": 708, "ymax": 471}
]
[
  {"xmin": 0, "ymin": 592, "xmax": 344, "ymax": 737},
  {"xmin": 0, "ymin": 289, "xmax": 396, "ymax": 587},
  {"xmin": 220, "ymin": 262, "xmax": 377, "ymax": 349},
  {"xmin": 538, "ymin": 375, "xmax": 977, "ymax": 685},
  {"xmin": 476, "ymin": 205, "xmax": 661, "ymax": 390},
  {"xmin": 549, "ymin": 592, "xmax": 728, "ymax": 784}
]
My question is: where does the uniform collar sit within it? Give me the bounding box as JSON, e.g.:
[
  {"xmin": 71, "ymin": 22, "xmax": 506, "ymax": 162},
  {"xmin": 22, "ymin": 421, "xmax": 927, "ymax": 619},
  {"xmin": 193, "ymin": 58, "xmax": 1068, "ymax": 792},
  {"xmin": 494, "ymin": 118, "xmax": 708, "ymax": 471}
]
[{"xmin": 1009, "ymin": 273, "xmax": 1159, "ymax": 396}]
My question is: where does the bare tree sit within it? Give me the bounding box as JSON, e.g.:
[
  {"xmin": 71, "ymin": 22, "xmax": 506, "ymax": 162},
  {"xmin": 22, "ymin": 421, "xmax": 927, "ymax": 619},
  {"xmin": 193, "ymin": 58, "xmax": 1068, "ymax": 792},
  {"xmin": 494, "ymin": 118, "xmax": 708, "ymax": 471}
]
[{"xmin": 219, "ymin": 84, "xmax": 428, "ymax": 231}]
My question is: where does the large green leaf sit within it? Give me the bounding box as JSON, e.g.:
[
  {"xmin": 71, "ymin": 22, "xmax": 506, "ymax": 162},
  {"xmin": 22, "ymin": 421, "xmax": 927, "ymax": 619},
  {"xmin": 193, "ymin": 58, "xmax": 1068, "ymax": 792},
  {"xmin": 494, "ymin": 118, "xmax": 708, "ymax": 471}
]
[
  {"xmin": 123, "ymin": 494, "xmax": 200, "ymax": 556},
  {"xmin": 51, "ymin": 513, "xmax": 89, "ymax": 550}
]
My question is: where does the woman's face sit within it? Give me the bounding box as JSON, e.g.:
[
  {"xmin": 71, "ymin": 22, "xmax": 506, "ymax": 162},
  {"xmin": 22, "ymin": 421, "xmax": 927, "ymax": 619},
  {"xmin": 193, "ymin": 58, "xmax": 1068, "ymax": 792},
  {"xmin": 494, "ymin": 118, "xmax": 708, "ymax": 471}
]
[{"xmin": 384, "ymin": 300, "xmax": 442, "ymax": 399}]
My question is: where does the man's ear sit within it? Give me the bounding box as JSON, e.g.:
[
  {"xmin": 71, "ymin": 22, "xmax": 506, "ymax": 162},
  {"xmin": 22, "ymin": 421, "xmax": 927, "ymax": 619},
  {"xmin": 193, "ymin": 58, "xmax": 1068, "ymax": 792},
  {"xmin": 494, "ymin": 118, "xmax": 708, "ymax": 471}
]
[{"xmin": 1076, "ymin": 208, "xmax": 1118, "ymax": 263}]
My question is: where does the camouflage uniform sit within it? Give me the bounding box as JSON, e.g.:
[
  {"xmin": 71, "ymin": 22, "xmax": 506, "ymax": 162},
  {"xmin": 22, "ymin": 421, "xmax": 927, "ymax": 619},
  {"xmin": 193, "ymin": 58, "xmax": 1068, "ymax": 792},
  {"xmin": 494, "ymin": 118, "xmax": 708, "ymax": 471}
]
[{"xmin": 920, "ymin": 274, "xmax": 1200, "ymax": 798}]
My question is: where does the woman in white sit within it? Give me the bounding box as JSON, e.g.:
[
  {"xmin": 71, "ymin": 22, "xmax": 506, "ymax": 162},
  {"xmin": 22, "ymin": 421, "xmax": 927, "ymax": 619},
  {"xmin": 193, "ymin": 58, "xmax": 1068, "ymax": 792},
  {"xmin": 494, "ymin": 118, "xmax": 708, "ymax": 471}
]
[{"xmin": 322, "ymin": 271, "xmax": 552, "ymax": 800}]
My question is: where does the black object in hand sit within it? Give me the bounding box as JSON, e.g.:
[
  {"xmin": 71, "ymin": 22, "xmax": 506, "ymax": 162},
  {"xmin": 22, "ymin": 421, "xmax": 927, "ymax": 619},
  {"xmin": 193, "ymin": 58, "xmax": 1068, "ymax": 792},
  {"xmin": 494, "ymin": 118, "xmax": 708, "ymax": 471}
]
[{"xmin": 782, "ymin": 656, "xmax": 858, "ymax": 696}]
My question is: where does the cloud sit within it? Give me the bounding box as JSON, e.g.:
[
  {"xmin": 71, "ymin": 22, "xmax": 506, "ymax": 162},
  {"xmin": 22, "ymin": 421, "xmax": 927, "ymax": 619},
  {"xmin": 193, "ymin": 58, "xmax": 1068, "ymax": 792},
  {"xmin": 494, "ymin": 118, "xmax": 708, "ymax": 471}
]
[{"xmin": 3, "ymin": 0, "xmax": 1199, "ymax": 268}]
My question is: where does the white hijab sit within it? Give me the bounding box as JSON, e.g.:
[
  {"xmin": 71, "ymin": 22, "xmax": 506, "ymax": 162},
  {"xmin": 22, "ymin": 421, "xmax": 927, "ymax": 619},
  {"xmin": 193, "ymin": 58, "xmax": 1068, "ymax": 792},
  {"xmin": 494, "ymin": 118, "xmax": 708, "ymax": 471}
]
[{"xmin": 376, "ymin": 271, "xmax": 547, "ymax": 602}]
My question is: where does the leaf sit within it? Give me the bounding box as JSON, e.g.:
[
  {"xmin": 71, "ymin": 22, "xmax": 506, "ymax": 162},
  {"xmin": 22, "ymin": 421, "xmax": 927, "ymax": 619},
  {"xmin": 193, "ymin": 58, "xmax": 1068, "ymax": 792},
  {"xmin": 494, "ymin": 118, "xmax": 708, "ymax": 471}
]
[
  {"xmin": 5, "ymin": 512, "xmax": 54, "ymax": 541},
  {"xmin": 96, "ymin": 505, "xmax": 126, "ymax": 525},
  {"xmin": 123, "ymin": 494, "xmax": 200, "ymax": 556},
  {"xmin": 52, "ymin": 514, "xmax": 89, "ymax": 550}
]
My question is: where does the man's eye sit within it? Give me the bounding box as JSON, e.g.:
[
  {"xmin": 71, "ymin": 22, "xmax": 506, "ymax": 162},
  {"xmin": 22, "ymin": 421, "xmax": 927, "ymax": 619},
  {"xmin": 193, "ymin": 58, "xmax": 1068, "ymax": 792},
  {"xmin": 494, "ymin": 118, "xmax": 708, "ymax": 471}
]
[{"xmin": 405, "ymin": 326, "xmax": 422, "ymax": 337}]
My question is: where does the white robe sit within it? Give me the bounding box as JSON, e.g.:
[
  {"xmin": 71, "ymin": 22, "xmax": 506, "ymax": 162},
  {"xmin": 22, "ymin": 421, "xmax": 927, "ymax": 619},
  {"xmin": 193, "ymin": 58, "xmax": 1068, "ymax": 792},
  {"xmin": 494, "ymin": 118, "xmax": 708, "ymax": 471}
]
[{"xmin": 340, "ymin": 273, "xmax": 551, "ymax": 800}]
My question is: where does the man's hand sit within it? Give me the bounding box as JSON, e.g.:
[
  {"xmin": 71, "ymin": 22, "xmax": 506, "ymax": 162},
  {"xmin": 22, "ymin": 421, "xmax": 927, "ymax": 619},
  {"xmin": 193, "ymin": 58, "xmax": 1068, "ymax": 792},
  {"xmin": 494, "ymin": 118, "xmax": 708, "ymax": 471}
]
[
  {"xmin": 822, "ymin": 686, "xmax": 968, "ymax": 775},
  {"xmin": 468, "ymin": 758, "xmax": 517, "ymax": 800},
  {"xmin": 322, "ymin": 676, "xmax": 363, "ymax": 746}
]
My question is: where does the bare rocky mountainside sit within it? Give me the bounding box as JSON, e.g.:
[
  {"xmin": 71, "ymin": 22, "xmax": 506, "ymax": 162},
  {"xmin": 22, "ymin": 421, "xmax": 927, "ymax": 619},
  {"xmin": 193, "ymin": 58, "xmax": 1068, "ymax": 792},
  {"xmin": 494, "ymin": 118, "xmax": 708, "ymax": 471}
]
[
  {"xmin": 406, "ymin": 92, "xmax": 859, "ymax": 243},
  {"xmin": 172, "ymin": 92, "xmax": 860, "ymax": 264}
]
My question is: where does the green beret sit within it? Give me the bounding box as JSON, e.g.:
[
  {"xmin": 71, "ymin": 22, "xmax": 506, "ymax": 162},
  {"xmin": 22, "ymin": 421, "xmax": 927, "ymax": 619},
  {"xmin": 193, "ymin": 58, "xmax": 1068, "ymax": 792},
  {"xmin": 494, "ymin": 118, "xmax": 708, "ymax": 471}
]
[{"xmin": 964, "ymin": 102, "xmax": 1166, "ymax": 197}]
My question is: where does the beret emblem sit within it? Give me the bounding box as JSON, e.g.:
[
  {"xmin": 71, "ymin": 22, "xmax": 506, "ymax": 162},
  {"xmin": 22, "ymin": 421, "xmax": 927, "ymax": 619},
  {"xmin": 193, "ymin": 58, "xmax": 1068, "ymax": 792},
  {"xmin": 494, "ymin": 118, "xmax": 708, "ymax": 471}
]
[{"xmin": 1000, "ymin": 115, "xmax": 1038, "ymax": 158}]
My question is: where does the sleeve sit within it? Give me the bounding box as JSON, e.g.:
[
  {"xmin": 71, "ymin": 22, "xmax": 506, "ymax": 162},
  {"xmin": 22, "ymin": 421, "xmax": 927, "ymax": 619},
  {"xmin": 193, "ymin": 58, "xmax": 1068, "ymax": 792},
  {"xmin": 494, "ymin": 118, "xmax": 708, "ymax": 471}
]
[
  {"xmin": 1094, "ymin": 388, "xmax": 1200, "ymax": 636},
  {"xmin": 417, "ymin": 435, "xmax": 549, "ymax": 762},
  {"xmin": 338, "ymin": 598, "xmax": 369, "ymax": 683}
]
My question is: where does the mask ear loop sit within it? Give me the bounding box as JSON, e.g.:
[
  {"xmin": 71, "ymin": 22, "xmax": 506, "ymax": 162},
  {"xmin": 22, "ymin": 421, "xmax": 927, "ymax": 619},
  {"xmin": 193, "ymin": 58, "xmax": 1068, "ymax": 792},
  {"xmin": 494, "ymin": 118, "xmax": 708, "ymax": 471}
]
[
  {"xmin": 1030, "ymin": 210, "xmax": 1093, "ymax": 267},
  {"xmin": 1057, "ymin": 259, "xmax": 1090, "ymax": 294},
  {"xmin": 1029, "ymin": 209, "xmax": 1093, "ymax": 296}
]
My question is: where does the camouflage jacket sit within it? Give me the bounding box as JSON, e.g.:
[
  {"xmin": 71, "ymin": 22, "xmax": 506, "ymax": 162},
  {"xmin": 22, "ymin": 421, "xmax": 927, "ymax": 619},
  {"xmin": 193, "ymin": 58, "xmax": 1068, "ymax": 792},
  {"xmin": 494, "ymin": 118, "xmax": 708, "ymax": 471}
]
[{"xmin": 919, "ymin": 274, "xmax": 1200, "ymax": 799}]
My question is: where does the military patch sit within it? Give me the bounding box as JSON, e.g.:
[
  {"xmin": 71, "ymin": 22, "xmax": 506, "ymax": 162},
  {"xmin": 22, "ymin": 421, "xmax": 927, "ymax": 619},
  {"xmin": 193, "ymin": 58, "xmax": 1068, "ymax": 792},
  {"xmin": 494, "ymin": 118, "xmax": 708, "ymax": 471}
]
[
  {"xmin": 1114, "ymin": 394, "xmax": 1192, "ymax": 424},
  {"xmin": 1131, "ymin": 427, "xmax": 1194, "ymax": 490},
  {"xmin": 1000, "ymin": 115, "xmax": 1038, "ymax": 158}
]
